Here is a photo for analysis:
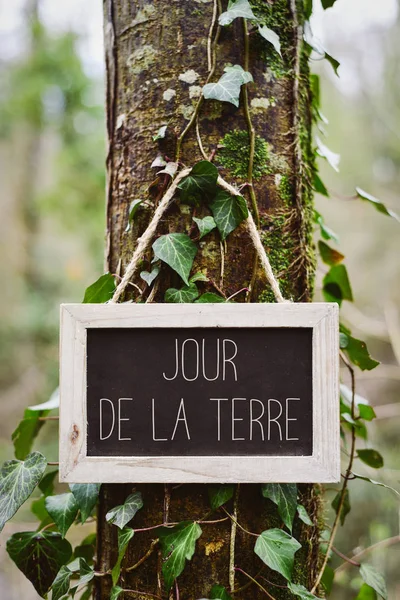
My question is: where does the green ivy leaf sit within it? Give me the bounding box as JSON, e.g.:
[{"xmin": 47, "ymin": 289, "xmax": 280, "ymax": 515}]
[
  {"xmin": 360, "ymin": 564, "xmax": 388, "ymax": 599},
  {"xmin": 210, "ymin": 584, "xmax": 233, "ymax": 599},
  {"xmin": 153, "ymin": 233, "xmax": 197, "ymax": 285},
  {"xmin": 261, "ymin": 484, "xmax": 297, "ymax": 532},
  {"xmin": 358, "ymin": 404, "xmax": 376, "ymax": 421},
  {"xmin": 83, "ymin": 273, "xmax": 115, "ymax": 303},
  {"xmin": 112, "ymin": 527, "xmax": 134, "ymax": 586},
  {"xmin": 140, "ymin": 265, "xmax": 160, "ymax": 287},
  {"xmin": 357, "ymin": 449, "xmax": 384, "ymax": 469},
  {"xmin": 39, "ymin": 469, "xmax": 58, "ymax": 496},
  {"xmin": 153, "ymin": 125, "xmax": 167, "ymax": 141},
  {"xmin": 165, "ymin": 283, "xmax": 199, "ymax": 303},
  {"xmin": 323, "ymin": 264, "xmax": 353, "ymax": 305},
  {"xmin": 321, "ymin": 0, "xmax": 337, "ymax": 8},
  {"xmin": 111, "ymin": 586, "xmax": 124, "ymax": 600},
  {"xmin": 210, "ymin": 190, "xmax": 248, "ymax": 240},
  {"xmin": 193, "ymin": 215, "xmax": 217, "ymax": 239},
  {"xmin": 340, "ymin": 326, "xmax": 379, "ymax": 371},
  {"xmin": 12, "ymin": 408, "xmax": 49, "ymax": 460},
  {"xmin": 331, "ymin": 489, "xmax": 350, "ymax": 526},
  {"xmin": 356, "ymin": 584, "xmax": 378, "ymax": 600},
  {"xmin": 158, "ymin": 521, "xmax": 202, "ymax": 591},
  {"xmin": 313, "ymin": 173, "xmax": 329, "ymax": 197},
  {"xmin": 0, "ymin": 451, "xmax": 47, "ymax": 532},
  {"xmin": 258, "ymin": 26, "xmax": 281, "ymax": 56},
  {"xmin": 189, "ymin": 271, "xmax": 209, "ymax": 283},
  {"xmin": 318, "ymin": 241, "xmax": 344, "ymax": 266},
  {"xmin": 51, "ymin": 565, "xmax": 72, "ymax": 600},
  {"xmin": 316, "ymin": 137, "xmax": 340, "ymax": 172},
  {"xmin": 254, "ymin": 528, "xmax": 301, "ymax": 581},
  {"xmin": 288, "ymin": 582, "xmax": 322, "ymax": 599},
  {"xmin": 321, "ymin": 564, "xmax": 335, "ymax": 594},
  {"xmin": 356, "ymin": 188, "xmax": 400, "ymax": 222},
  {"xmin": 353, "ymin": 473, "xmax": 400, "ymax": 498},
  {"xmin": 219, "ymin": 0, "xmax": 256, "ymax": 26},
  {"xmin": 45, "ymin": 493, "xmax": 79, "ymax": 538},
  {"xmin": 73, "ymin": 533, "xmax": 96, "ymax": 565},
  {"xmin": 203, "ymin": 65, "xmax": 253, "ymax": 108},
  {"xmin": 70, "ymin": 483, "xmax": 101, "ymax": 524},
  {"xmin": 106, "ymin": 491, "xmax": 143, "ymax": 530},
  {"xmin": 325, "ymin": 52, "xmax": 340, "ymax": 76},
  {"xmin": 314, "ymin": 210, "xmax": 339, "ymax": 242},
  {"xmin": 208, "ymin": 484, "xmax": 235, "ymax": 510},
  {"xmin": 6, "ymin": 531, "xmax": 72, "ymax": 597},
  {"xmin": 125, "ymin": 199, "xmax": 144, "ymax": 232},
  {"xmin": 195, "ymin": 292, "xmax": 226, "ymax": 303},
  {"xmin": 70, "ymin": 558, "xmax": 95, "ymax": 593},
  {"xmin": 297, "ymin": 504, "xmax": 313, "ymax": 526},
  {"xmin": 178, "ymin": 160, "xmax": 219, "ymax": 205}
]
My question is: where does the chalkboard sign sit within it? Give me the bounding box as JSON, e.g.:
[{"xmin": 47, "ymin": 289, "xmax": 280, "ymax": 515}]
[{"xmin": 59, "ymin": 303, "xmax": 339, "ymax": 483}]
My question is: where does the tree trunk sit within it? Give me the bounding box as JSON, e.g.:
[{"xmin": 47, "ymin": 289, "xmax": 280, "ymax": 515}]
[{"xmin": 97, "ymin": 1, "xmax": 320, "ymax": 598}]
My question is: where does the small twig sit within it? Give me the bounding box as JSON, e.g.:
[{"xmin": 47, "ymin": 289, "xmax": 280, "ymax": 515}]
[
  {"xmin": 235, "ymin": 567, "xmax": 277, "ymax": 600},
  {"xmin": 219, "ymin": 241, "xmax": 225, "ymax": 289},
  {"xmin": 38, "ymin": 416, "xmax": 59, "ymax": 421},
  {"xmin": 335, "ymin": 535, "xmax": 400, "ymax": 574},
  {"xmin": 226, "ymin": 288, "xmax": 249, "ymax": 302},
  {"xmin": 134, "ymin": 522, "xmax": 178, "ymax": 534},
  {"xmin": 311, "ymin": 352, "xmax": 357, "ymax": 593},
  {"xmin": 229, "ymin": 485, "xmax": 240, "ymax": 592},
  {"xmin": 331, "ymin": 546, "xmax": 360, "ymax": 567},
  {"xmin": 175, "ymin": 579, "xmax": 180, "ymax": 600},
  {"xmin": 222, "ymin": 507, "xmax": 258, "ymax": 538},
  {"xmin": 47, "ymin": 462, "xmax": 59, "ymax": 466},
  {"xmin": 198, "ymin": 516, "xmax": 230, "ymax": 525},
  {"xmin": 146, "ymin": 279, "xmax": 159, "ymax": 303},
  {"xmin": 126, "ymin": 539, "xmax": 159, "ymax": 572},
  {"xmin": 40, "ymin": 522, "xmax": 57, "ymax": 533},
  {"xmin": 123, "ymin": 590, "xmax": 162, "ymax": 600}
]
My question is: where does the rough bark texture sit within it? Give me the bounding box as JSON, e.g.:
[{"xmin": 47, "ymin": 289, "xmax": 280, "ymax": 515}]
[{"xmin": 97, "ymin": 0, "xmax": 320, "ymax": 598}]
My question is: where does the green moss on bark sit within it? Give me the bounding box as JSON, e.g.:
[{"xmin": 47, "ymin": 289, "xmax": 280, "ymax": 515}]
[{"xmin": 218, "ymin": 129, "xmax": 270, "ymax": 179}]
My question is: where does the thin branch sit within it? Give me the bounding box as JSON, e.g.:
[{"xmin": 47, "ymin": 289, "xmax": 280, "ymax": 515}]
[
  {"xmin": 331, "ymin": 546, "xmax": 360, "ymax": 567},
  {"xmin": 235, "ymin": 567, "xmax": 277, "ymax": 600},
  {"xmin": 311, "ymin": 353, "xmax": 357, "ymax": 593},
  {"xmin": 222, "ymin": 506, "xmax": 258, "ymax": 538},
  {"xmin": 335, "ymin": 535, "xmax": 400, "ymax": 574},
  {"xmin": 38, "ymin": 416, "xmax": 59, "ymax": 421},
  {"xmin": 123, "ymin": 590, "xmax": 162, "ymax": 600},
  {"xmin": 229, "ymin": 484, "xmax": 240, "ymax": 592},
  {"xmin": 126, "ymin": 539, "xmax": 159, "ymax": 572}
]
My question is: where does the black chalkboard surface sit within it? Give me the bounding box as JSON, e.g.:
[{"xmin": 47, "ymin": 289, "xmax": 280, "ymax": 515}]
[{"xmin": 86, "ymin": 327, "xmax": 313, "ymax": 458}]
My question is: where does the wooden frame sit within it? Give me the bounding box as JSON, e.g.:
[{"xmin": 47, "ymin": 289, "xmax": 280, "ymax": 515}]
[{"xmin": 59, "ymin": 303, "xmax": 339, "ymax": 483}]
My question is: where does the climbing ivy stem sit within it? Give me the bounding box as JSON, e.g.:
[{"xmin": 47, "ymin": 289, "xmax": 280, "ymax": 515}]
[
  {"xmin": 234, "ymin": 567, "xmax": 277, "ymax": 600},
  {"xmin": 229, "ymin": 484, "xmax": 240, "ymax": 592},
  {"xmin": 311, "ymin": 351, "xmax": 357, "ymax": 593},
  {"xmin": 126, "ymin": 538, "xmax": 159, "ymax": 572},
  {"xmin": 222, "ymin": 506, "xmax": 258, "ymax": 538},
  {"xmin": 335, "ymin": 535, "xmax": 400, "ymax": 574},
  {"xmin": 242, "ymin": 19, "xmax": 259, "ymax": 229}
]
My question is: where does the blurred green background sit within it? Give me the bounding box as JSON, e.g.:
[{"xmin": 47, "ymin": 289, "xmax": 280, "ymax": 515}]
[{"xmin": 0, "ymin": 0, "xmax": 399, "ymax": 597}]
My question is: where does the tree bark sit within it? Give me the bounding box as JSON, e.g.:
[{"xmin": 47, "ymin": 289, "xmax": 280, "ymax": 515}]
[{"xmin": 97, "ymin": 1, "xmax": 320, "ymax": 598}]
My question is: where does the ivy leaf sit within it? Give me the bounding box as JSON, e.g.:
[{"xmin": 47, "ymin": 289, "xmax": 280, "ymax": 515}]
[
  {"xmin": 6, "ymin": 531, "xmax": 72, "ymax": 597},
  {"xmin": 323, "ymin": 264, "xmax": 353, "ymax": 305},
  {"xmin": 331, "ymin": 489, "xmax": 350, "ymax": 526},
  {"xmin": 288, "ymin": 582, "xmax": 322, "ymax": 599},
  {"xmin": 158, "ymin": 162, "xmax": 179, "ymax": 178},
  {"xmin": 106, "ymin": 491, "xmax": 143, "ymax": 530},
  {"xmin": 112, "ymin": 527, "xmax": 134, "ymax": 586},
  {"xmin": 210, "ymin": 584, "xmax": 232, "ymax": 600},
  {"xmin": 297, "ymin": 504, "xmax": 313, "ymax": 526},
  {"xmin": 83, "ymin": 273, "xmax": 115, "ymax": 303},
  {"xmin": 340, "ymin": 326, "xmax": 379, "ymax": 371},
  {"xmin": 321, "ymin": 565, "xmax": 335, "ymax": 594},
  {"xmin": 111, "ymin": 586, "xmax": 124, "ymax": 600},
  {"xmin": 203, "ymin": 65, "xmax": 253, "ymax": 108},
  {"xmin": 325, "ymin": 53, "xmax": 340, "ymax": 76},
  {"xmin": 357, "ymin": 449, "xmax": 384, "ymax": 469},
  {"xmin": 353, "ymin": 473, "xmax": 400, "ymax": 498},
  {"xmin": 0, "ymin": 451, "xmax": 47, "ymax": 532},
  {"xmin": 258, "ymin": 26, "xmax": 281, "ymax": 56},
  {"xmin": 45, "ymin": 493, "xmax": 79, "ymax": 538},
  {"xmin": 153, "ymin": 233, "xmax": 197, "ymax": 285},
  {"xmin": 321, "ymin": 0, "xmax": 337, "ymax": 8},
  {"xmin": 151, "ymin": 154, "xmax": 167, "ymax": 168},
  {"xmin": 316, "ymin": 137, "xmax": 340, "ymax": 172},
  {"xmin": 356, "ymin": 188, "xmax": 400, "ymax": 222},
  {"xmin": 189, "ymin": 271, "xmax": 209, "ymax": 283},
  {"xmin": 140, "ymin": 265, "xmax": 160, "ymax": 287},
  {"xmin": 313, "ymin": 173, "xmax": 329, "ymax": 197},
  {"xmin": 70, "ymin": 483, "xmax": 101, "ymax": 524},
  {"xmin": 358, "ymin": 404, "xmax": 376, "ymax": 421},
  {"xmin": 314, "ymin": 210, "xmax": 339, "ymax": 242},
  {"xmin": 158, "ymin": 521, "xmax": 202, "ymax": 591},
  {"xmin": 208, "ymin": 484, "xmax": 235, "ymax": 510},
  {"xmin": 51, "ymin": 565, "xmax": 72, "ymax": 600},
  {"xmin": 12, "ymin": 408, "xmax": 49, "ymax": 460},
  {"xmin": 70, "ymin": 558, "xmax": 95, "ymax": 592},
  {"xmin": 195, "ymin": 292, "xmax": 226, "ymax": 303},
  {"xmin": 29, "ymin": 387, "xmax": 60, "ymax": 411},
  {"xmin": 356, "ymin": 584, "xmax": 377, "ymax": 600},
  {"xmin": 360, "ymin": 564, "xmax": 388, "ymax": 599},
  {"xmin": 210, "ymin": 190, "xmax": 248, "ymax": 240},
  {"xmin": 254, "ymin": 529, "xmax": 301, "ymax": 581},
  {"xmin": 165, "ymin": 283, "xmax": 199, "ymax": 303},
  {"xmin": 261, "ymin": 484, "xmax": 297, "ymax": 532},
  {"xmin": 318, "ymin": 241, "xmax": 344, "ymax": 266},
  {"xmin": 219, "ymin": 0, "xmax": 256, "ymax": 26},
  {"xmin": 193, "ymin": 215, "xmax": 217, "ymax": 239},
  {"xmin": 178, "ymin": 160, "xmax": 218, "ymax": 205},
  {"xmin": 39, "ymin": 469, "xmax": 58, "ymax": 497},
  {"xmin": 153, "ymin": 125, "xmax": 167, "ymax": 141},
  {"xmin": 125, "ymin": 199, "xmax": 143, "ymax": 232},
  {"xmin": 73, "ymin": 533, "xmax": 96, "ymax": 565}
]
